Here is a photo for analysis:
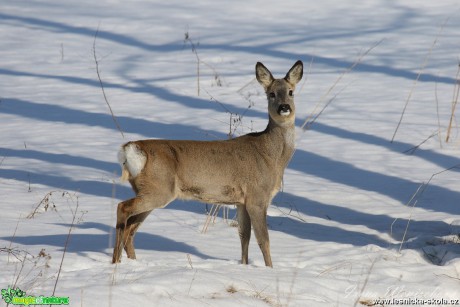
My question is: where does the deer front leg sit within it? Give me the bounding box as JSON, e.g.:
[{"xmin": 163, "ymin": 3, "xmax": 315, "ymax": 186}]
[
  {"xmin": 237, "ymin": 205, "xmax": 251, "ymax": 265},
  {"xmin": 246, "ymin": 202, "xmax": 272, "ymax": 268}
]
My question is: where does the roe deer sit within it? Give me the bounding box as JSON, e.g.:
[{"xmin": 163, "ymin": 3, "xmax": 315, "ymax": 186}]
[{"xmin": 113, "ymin": 60, "xmax": 303, "ymax": 267}]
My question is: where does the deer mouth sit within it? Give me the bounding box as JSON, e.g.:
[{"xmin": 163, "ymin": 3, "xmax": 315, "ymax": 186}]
[{"xmin": 278, "ymin": 104, "xmax": 292, "ymax": 116}]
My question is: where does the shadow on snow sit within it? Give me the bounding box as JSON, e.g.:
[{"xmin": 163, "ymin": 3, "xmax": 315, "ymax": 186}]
[
  {"xmin": 1, "ymin": 222, "xmax": 218, "ymax": 261},
  {"xmin": 1, "ymin": 9, "xmax": 459, "ymax": 260}
]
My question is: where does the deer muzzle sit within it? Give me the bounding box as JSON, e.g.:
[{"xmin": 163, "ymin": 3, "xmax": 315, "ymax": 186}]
[{"xmin": 278, "ymin": 104, "xmax": 292, "ymax": 116}]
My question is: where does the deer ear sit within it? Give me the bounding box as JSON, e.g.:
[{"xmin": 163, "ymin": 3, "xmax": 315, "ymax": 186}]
[
  {"xmin": 256, "ymin": 62, "xmax": 274, "ymax": 89},
  {"xmin": 285, "ymin": 60, "xmax": 303, "ymax": 85}
]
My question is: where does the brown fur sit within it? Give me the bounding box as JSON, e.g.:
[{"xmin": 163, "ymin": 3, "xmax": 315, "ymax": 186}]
[{"xmin": 112, "ymin": 61, "xmax": 303, "ymax": 267}]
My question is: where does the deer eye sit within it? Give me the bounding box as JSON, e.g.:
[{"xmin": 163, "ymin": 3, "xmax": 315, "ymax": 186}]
[
  {"xmin": 269, "ymin": 92, "xmax": 276, "ymax": 99},
  {"xmin": 289, "ymin": 90, "xmax": 293, "ymax": 96}
]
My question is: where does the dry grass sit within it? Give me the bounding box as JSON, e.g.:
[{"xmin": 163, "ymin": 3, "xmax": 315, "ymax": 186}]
[
  {"xmin": 301, "ymin": 39, "xmax": 383, "ymax": 131},
  {"xmin": 226, "ymin": 283, "xmax": 281, "ymax": 307},
  {"xmin": 396, "ymin": 164, "xmax": 460, "ymax": 252},
  {"xmin": 391, "ymin": 18, "xmax": 449, "ymax": 143},
  {"xmin": 52, "ymin": 192, "xmax": 81, "ymax": 297},
  {"xmin": 93, "ymin": 25, "xmax": 124, "ymax": 139},
  {"xmin": 445, "ymin": 62, "xmax": 460, "ymax": 142},
  {"xmin": 27, "ymin": 191, "xmax": 67, "ymax": 219}
]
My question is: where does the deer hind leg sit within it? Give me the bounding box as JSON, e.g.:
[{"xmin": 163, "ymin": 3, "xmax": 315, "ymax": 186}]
[
  {"xmin": 123, "ymin": 210, "xmax": 153, "ymax": 259},
  {"xmin": 112, "ymin": 189, "xmax": 174, "ymax": 264},
  {"xmin": 246, "ymin": 202, "xmax": 272, "ymax": 267},
  {"xmin": 113, "ymin": 198, "xmax": 135, "ymax": 264},
  {"xmin": 237, "ymin": 205, "xmax": 251, "ymax": 265}
]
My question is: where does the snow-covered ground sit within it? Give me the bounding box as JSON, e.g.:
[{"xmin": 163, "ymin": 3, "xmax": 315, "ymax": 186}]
[{"xmin": 1, "ymin": 0, "xmax": 460, "ymax": 306}]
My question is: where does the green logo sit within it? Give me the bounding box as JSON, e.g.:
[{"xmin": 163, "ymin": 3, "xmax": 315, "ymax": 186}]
[{"xmin": 1, "ymin": 286, "xmax": 69, "ymax": 306}]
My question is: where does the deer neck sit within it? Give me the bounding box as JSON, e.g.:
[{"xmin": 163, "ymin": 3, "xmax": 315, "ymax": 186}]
[{"xmin": 263, "ymin": 116, "xmax": 296, "ymax": 161}]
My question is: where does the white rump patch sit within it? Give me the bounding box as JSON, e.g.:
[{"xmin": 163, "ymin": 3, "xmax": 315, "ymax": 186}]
[{"xmin": 119, "ymin": 143, "xmax": 147, "ymax": 178}]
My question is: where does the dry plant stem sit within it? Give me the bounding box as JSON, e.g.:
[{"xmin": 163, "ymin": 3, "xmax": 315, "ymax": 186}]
[
  {"xmin": 108, "ymin": 179, "xmax": 116, "ymax": 306},
  {"xmin": 272, "ymin": 203, "xmax": 307, "ymax": 223},
  {"xmin": 8, "ymin": 215, "xmax": 21, "ymax": 263},
  {"xmin": 399, "ymin": 184, "xmax": 423, "ymax": 252},
  {"xmin": 93, "ymin": 26, "xmax": 124, "ymax": 139},
  {"xmin": 285, "ymin": 252, "xmax": 303, "ymax": 307},
  {"xmin": 187, "ymin": 254, "xmax": 194, "ymax": 269},
  {"xmin": 403, "ymin": 130, "xmax": 438, "ymax": 154},
  {"xmin": 353, "ymin": 258, "xmax": 378, "ymax": 307},
  {"xmin": 187, "ymin": 270, "xmax": 197, "ymax": 295},
  {"xmin": 435, "ymin": 82, "xmax": 443, "ymax": 148},
  {"xmin": 109, "ymin": 176, "xmax": 117, "ymax": 255},
  {"xmin": 202, "ymin": 204, "xmax": 222, "ymax": 233},
  {"xmin": 28, "ymin": 191, "xmax": 55, "ymax": 219},
  {"xmin": 12, "ymin": 253, "xmax": 28, "ymax": 293},
  {"xmin": 204, "ymin": 88, "xmax": 253, "ymax": 134},
  {"xmin": 201, "ymin": 60, "xmax": 224, "ymax": 86},
  {"xmin": 398, "ymin": 164, "xmax": 460, "ymax": 251},
  {"xmin": 1, "ymin": 248, "xmax": 31, "ymax": 263},
  {"xmin": 296, "ymin": 56, "xmax": 314, "ymax": 95},
  {"xmin": 52, "ymin": 195, "xmax": 80, "ymax": 297},
  {"xmin": 446, "ymin": 62, "xmax": 460, "ymax": 142},
  {"xmin": 184, "ymin": 33, "xmax": 224, "ymax": 94},
  {"xmin": 109, "ymin": 262, "xmax": 117, "ymax": 307},
  {"xmin": 436, "ymin": 273, "xmax": 460, "ymax": 281},
  {"xmin": 203, "ymin": 88, "xmax": 231, "ymax": 113},
  {"xmin": 237, "ymin": 77, "xmax": 256, "ymax": 95},
  {"xmin": 304, "ymin": 84, "xmax": 349, "ymax": 130},
  {"xmin": 391, "ymin": 18, "xmax": 448, "ymax": 143},
  {"xmin": 301, "ymin": 39, "xmax": 383, "ymax": 131},
  {"xmin": 184, "ymin": 32, "xmax": 200, "ymax": 96}
]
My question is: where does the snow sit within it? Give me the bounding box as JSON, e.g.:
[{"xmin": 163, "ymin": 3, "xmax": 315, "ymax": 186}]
[{"xmin": 1, "ymin": 0, "xmax": 460, "ymax": 306}]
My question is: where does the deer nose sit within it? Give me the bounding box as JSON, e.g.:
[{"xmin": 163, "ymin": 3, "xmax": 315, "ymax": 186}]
[{"xmin": 277, "ymin": 104, "xmax": 291, "ymax": 116}]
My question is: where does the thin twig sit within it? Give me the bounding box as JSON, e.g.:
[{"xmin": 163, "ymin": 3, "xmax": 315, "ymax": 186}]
[
  {"xmin": 107, "ymin": 181, "xmax": 116, "ymax": 307},
  {"xmin": 391, "ymin": 18, "xmax": 448, "ymax": 143},
  {"xmin": 446, "ymin": 60, "xmax": 460, "ymax": 142},
  {"xmin": 93, "ymin": 26, "xmax": 124, "ymax": 138},
  {"xmin": 200, "ymin": 60, "xmax": 224, "ymax": 87},
  {"xmin": 203, "ymin": 88, "xmax": 253, "ymax": 136},
  {"xmin": 184, "ymin": 32, "xmax": 201, "ymax": 96},
  {"xmin": 187, "ymin": 269, "xmax": 197, "ymax": 296},
  {"xmin": 27, "ymin": 191, "xmax": 55, "ymax": 219},
  {"xmin": 435, "ymin": 273, "xmax": 460, "ymax": 281},
  {"xmin": 186, "ymin": 254, "xmax": 194, "ymax": 270},
  {"xmin": 403, "ymin": 130, "xmax": 438, "ymax": 154},
  {"xmin": 8, "ymin": 215, "xmax": 22, "ymax": 263},
  {"xmin": 12, "ymin": 253, "xmax": 28, "ymax": 292},
  {"xmin": 1, "ymin": 247, "xmax": 33, "ymax": 263},
  {"xmin": 271, "ymin": 202, "xmax": 307, "ymax": 223},
  {"xmin": 52, "ymin": 194, "xmax": 79, "ymax": 297},
  {"xmin": 302, "ymin": 81, "xmax": 350, "ymax": 130},
  {"xmin": 297, "ymin": 56, "xmax": 314, "ymax": 95},
  {"xmin": 301, "ymin": 39, "xmax": 384, "ymax": 131},
  {"xmin": 203, "ymin": 88, "xmax": 231, "ymax": 113},
  {"xmin": 398, "ymin": 164, "xmax": 460, "ymax": 251},
  {"xmin": 399, "ymin": 186, "xmax": 423, "ymax": 252},
  {"xmin": 434, "ymin": 82, "xmax": 443, "ymax": 148},
  {"xmin": 285, "ymin": 252, "xmax": 303, "ymax": 307},
  {"xmin": 353, "ymin": 257, "xmax": 378, "ymax": 307}
]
